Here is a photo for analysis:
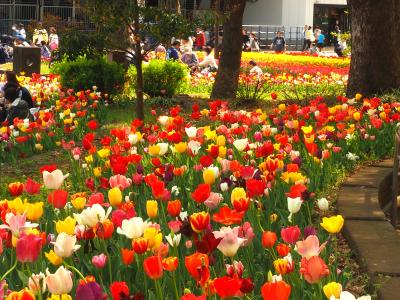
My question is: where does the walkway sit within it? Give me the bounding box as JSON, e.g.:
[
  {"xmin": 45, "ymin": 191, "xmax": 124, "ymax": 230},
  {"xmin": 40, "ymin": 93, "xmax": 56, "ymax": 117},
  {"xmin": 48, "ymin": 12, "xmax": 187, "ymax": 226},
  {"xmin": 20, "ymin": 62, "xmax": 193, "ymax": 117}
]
[{"xmin": 337, "ymin": 159, "xmax": 400, "ymax": 300}]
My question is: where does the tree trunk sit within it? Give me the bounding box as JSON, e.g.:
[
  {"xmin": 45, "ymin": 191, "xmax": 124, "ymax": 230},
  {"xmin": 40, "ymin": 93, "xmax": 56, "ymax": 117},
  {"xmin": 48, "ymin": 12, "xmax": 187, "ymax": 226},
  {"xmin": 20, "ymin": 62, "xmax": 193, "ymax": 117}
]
[
  {"xmin": 133, "ymin": 0, "xmax": 145, "ymax": 120},
  {"xmin": 347, "ymin": 0, "xmax": 400, "ymax": 97},
  {"xmin": 176, "ymin": 0, "xmax": 181, "ymax": 14},
  {"xmin": 213, "ymin": 0, "xmax": 220, "ymax": 60},
  {"xmin": 210, "ymin": 0, "xmax": 246, "ymax": 100}
]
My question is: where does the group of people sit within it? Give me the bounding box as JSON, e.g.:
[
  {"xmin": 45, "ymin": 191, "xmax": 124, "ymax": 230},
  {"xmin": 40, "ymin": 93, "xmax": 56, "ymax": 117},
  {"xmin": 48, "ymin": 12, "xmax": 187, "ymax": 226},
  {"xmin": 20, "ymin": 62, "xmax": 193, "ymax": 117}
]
[
  {"xmin": 302, "ymin": 25, "xmax": 326, "ymax": 53},
  {"xmin": 0, "ymin": 71, "xmax": 35, "ymax": 124},
  {"xmin": 154, "ymin": 28, "xmax": 219, "ymax": 74},
  {"xmin": 11, "ymin": 22, "xmax": 59, "ymax": 59}
]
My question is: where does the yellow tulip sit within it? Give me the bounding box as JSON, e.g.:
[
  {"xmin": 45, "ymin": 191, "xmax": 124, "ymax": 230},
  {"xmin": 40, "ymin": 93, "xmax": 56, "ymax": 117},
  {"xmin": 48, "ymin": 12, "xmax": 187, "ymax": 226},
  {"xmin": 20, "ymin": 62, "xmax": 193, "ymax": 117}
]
[
  {"xmin": 174, "ymin": 142, "xmax": 187, "ymax": 154},
  {"xmin": 320, "ymin": 215, "xmax": 344, "ymax": 234},
  {"xmin": 85, "ymin": 155, "xmax": 93, "ymax": 163},
  {"xmin": 204, "ymin": 129, "xmax": 216, "ymax": 141},
  {"xmin": 231, "ymin": 187, "xmax": 247, "ymax": 203},
  {"xmin": 301, "ymin": 125, "xmax": 313, "ymax": 135},
  {"xmin": 278, "ymin": 103, "xmax": 286, "ymax": 111},
  {"xmin": 203, "ymin": 168, "xmax": 216, "ymax": 185},
  {"xmin": 216, "ymin": 135, "xmax": 226, "ymax": 146},
  {"xmin": 35, "ymin": 144, "xmax": 43, "ymax": 151},
  {"xmin": 353, "ymin": 112, "xmax": 361, "ymax": 121},
  {"xmin": 25, "ymin": 202, "xmax": 44, "ymax": 221},
  {"xmin": 323, "ymin": 282, "xmax": 342, "ymax": 299},
  {"xmin": 146, "ymin": 200, "xmax": 158, "ymax": 219},
  {"xmin": 97, "ymin": 148, "xmax": 110, "ymax": 159},
  {"xmin": 148, "ymin": 145, "xmax": 161, "ymax": 156},
  {"xmin": 47, "ymin": 294, "xmax": 73, "ymax": 300},
  {"xmin": 93, "ymin": 167, "xmax": 102, "ymax": 178},
  {"xmin": 108, "ymin": 187, "xmax": 122, "ymax": 206},
  {"xmin": 218, "ymin": 146, "xmax": 227, "ymax": 158},
  {"xmin": 355, "ymin": 93, "xmax": 362, "ymax": 101},
  {"xmin": 56, "ymin": 216, "xmax": 76, "ymax": 235},
  {"xmin": 63, "ymin": 118, "xmax": 72, "ymax": 125},
  {"xmin": 45, "ymin": 250, "xmax": 63, "ymax": 266},
  {"xmin": 71, "ymin": 196, "xmax": 86, "ymax": 210},
  {"xmin": 144, "ymin": 227, "xmax": 162, "ymax": 251}
]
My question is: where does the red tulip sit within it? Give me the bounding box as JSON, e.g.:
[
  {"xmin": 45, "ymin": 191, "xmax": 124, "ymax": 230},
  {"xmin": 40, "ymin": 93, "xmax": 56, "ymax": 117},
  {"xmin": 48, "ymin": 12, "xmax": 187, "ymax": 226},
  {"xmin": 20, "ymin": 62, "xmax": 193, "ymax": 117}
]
[
  {"xmin": 8, "ymin": 182, "xmax": 24, "ymax": 197},
  {"xmin": 143, "ymin": 255, "xmax": 163, "ymax": 280},
  {"xmin": 132, "ymin": 238, "xmax": 148, "ymax": 255},
  {"xmin": 212, "ymin": 206, "xmax": 245, "ymax": 226},
  {"xmin": 110, "ymin": 281, "xmax": 129, "ymax": 300},
  {"xmin": 181, "ymin": 294, "xmax": 206, "ymax": 300},
  {"xmin": 167, "ymin": 200, "xmax": 182, "ymax": 217},
  {"xmin": 121, "ymin": 248, "xmax": 135, "ymax": 265},
  {"xmin": 48, "ymin": 190, "xmax": 68, "ymax": 209},
  {"xmin": 25, "ymin": 178, "xmax": 41, "ymax": 195},
  {"xmin": 213, "ymin": 276, "xmax": 242, "ymax": 298},
  {"xmin": 87, "ymin": 120, "xmax": 98, "ymax": 131},
  {"xmin": 261, "ymin": 280, "xmax": 291, "ymax": 300},
  {"xmin": 191, "ymin": 184, "xmax": 211, "ymax": 204},
  {"xmin": 189, "ymin": 212, "xmax": 210, "ymax": 233},
  {"xmin": 16, "ymin": 233, "xmax": 42, "ymax": 263},
  {"xmin": 276, "ymin": 243, "xmax": 291, "ymax": 257},
  {"xmin": 299, "ymin": 256, "xmax": 330, "ymax": 284},
  {"xmin": 281, "ymin": 226, "xmax": 301, "ymax": 244},
  {"xmin": 246, "ymin": 179, "xmax": 267, "ymax": 198}
]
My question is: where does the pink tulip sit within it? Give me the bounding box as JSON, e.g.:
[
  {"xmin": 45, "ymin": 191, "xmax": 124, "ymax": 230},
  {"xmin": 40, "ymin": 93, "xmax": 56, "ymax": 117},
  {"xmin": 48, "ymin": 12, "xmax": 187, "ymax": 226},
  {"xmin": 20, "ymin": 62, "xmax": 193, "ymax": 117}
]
[
  {"xmin": 226, "ymin": 260, "xmax": 244, "ymax": 277},
  {"xmin": 132, "ymin": 173, "xmax": 143, "ymax": 185},
  {"xmin": 238, "ymin": 222, "xmax": 255, "ymax": 246},
  {"xmin": 213, "ymin": 226, "xmax": 246, "ymax": 257},
  {"xmin": 92, "ymin": 253, "xmax": 107, "ymax": 268},
  {"xmin": 16, "ymin": 233, "xmax": 42, "ymax": 262},
  {"xmin": 43, "ymin": 169, "xmax": 69, "ymax": 190},
  {"xmin": 109, "ymin": 174, "xmax": 132, "ymax": 190},
  {"xmin": 204, "ymin": 192, "xmax": 223, "ymax": 210},
  {"xmin": 46, "ymin": 266, "xmax": 73, "ymax": 295},
  {"xmin": 295, "ymin": 235, "xmax": 327, "ymax": 259}
]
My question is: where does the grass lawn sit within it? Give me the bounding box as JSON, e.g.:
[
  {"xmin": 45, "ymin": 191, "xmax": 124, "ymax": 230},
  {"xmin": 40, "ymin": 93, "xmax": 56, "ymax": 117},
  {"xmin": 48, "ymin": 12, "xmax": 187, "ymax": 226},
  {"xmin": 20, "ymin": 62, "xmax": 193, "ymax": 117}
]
[{"xmin": 0, "ymin": 62, "xmax": 51, "ymax": 74}]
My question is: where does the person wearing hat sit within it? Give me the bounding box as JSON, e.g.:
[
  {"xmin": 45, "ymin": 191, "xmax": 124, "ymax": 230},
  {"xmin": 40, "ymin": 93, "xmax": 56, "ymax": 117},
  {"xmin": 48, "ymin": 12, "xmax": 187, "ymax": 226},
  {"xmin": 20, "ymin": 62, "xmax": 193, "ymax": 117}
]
[{"xmin": 166, "ymin": 40, "xmax": 181, "ymax": 61}]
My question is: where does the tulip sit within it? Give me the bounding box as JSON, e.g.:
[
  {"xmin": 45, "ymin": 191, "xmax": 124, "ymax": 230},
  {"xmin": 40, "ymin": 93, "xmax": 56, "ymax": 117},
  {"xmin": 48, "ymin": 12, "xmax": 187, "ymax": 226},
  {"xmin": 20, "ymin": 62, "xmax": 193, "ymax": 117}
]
[
  {"xmin": 143, "ymin": 255, "xmax": 163, "ymax": 280},
  {"xmin": 317, "ymin": 197, "xmax": 329, "ymax": 211},
  {"xmin": 146, "ymin": 200, "xmax": 158, "ymax": 219},
  {"xmin": 167, "ymin": 200, "xmax": 181, "ymax": 217},
  {"xmin": 108, "ymin": 187, "xmax": 123, "ymax": 207},
  {"xmin": 296, "ymin": 235, "xmax": 327, "ymax": 259},
  {"xmin": 321, "ymin": 215, "xmax": 344, "ymax": 234},
  {"xmin": 143, "ymin": 227, "xmax": 162, "ymax": 251},
  {"xmin": 56, "ymin": 216, "xmax": 76, "ymax": 235},
  {"xmin": 165, "ymin": 233, "xmax": 181, "ymax": 247},
  {"xmin": 261, "ymin": 280, "xmax": 291, "ymax": 300},
  {"xmin": 189, "ymin": 212, "xmax": 210, "ymax": 233},
  {"xmin": 110, "ymin": 282, "xmax": 130, "ymax": 300},
  {"xmin": 8, "ymin": 182, "xmax": 24, "ymax": 197},
  {"xmin": 204, "ymin": 192, "xmax": 223, "ymax": 210},
  {"xmin": 51, "ymin": 232, "xmax": 81, "ymax": 258},
  {"xmin": 174, "ymin": 142, "xmax": 187, "ymax": 153},
  {"xmin": 162, "ymin": 256, "xmax": 178, "ymax": 271},
  {"xmin": 76, "ymin": 281, "xmax": 103, "ymax": 300},
  {"xmin": 6, "ymin": 289, "xmax": 35, "ymax": 300},
  {"xmin": 24, "ymin": 202, "xmax": 44, "ymax": 221},
  {"xmin": 121, "ymin": 248, "xmax": 135, "ymax": 265},
  {"xmin": 213, "ymin": 226, "xmax": 246, "ymax": 257},
  {"xmin": 74, "ymin": 204, "xmax": 112, "ymax": 227},
  {"xmin": 132, "ymin": 237, "xmax": 149, "ymax": 254},
  {"xmin": 92, "ymin": 253, "xmax": 107, "ymax": 268},
  {"xmin": 262, "ymin": 231, "xmax": 277, "ymax": 248},
  {"xmin": 43, "ymin": 169, "xmax": 69, "ymax": 190},
  {"xmin": 233, "ymin": 138, "xmax": 248, "ymax": 151},
  {"xmin": 185, "ymin": 252, "xmax": 210, "ymax": 286},
  {"xmin": 45, "ymin": 250, "xmax": 63, "ymax": 266},
  {"xmin": 48, "ymin": 190, "xmax": 68, "ymax": 209},
  {"xmin": 28, "ymin": 272, "xmax": 46, "ymax": 295},
  {"xmin": 109, "ymin": 174, "xmax": 132, "ymax": 190},
  {"xmin": 281, "ymin": 226, "xmax": 301, "ymax": 244},
  {"xmin": 214, "ymin": 276, "xmax": 242, "ymax": 298},
  {"xmin": 299, "ymin": 256, "xmax": 330, "ymax": 284},
  {"xmin": 16, "ymin": 233, "xmax": 42, "ymax": 263},
  {"xmin": 117, "ymin": 217, "xmax": 145, "ymax": 239},
  {"xmin": 25, "ymin": 178, "xmax": 41, "ymax": 195},
  {"xmin": 323, "ymin": 282, "xmax": 342, "ymax": 299},
  {"xmin": 287, "ymin": 196, "xmax": 302, "ymax": 222},
  {"xmin": 45, "ymin": 266, "xmax": 73, "ymax": 295}
]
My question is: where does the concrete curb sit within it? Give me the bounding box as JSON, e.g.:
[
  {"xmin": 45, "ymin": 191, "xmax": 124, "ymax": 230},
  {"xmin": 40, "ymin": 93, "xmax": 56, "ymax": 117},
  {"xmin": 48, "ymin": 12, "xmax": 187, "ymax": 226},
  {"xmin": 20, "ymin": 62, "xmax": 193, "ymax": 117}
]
[{"xmin": 337, "ymin": 159, "xmax": 400, "ymax": 300}]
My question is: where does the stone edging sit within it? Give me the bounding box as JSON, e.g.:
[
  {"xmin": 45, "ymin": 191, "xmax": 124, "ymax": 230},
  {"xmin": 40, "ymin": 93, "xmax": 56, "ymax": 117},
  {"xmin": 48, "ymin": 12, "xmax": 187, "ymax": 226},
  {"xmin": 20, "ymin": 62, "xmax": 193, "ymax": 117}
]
[{"xmin": 337, "ymin": 159, "xmax": 400, "ymax": 300}]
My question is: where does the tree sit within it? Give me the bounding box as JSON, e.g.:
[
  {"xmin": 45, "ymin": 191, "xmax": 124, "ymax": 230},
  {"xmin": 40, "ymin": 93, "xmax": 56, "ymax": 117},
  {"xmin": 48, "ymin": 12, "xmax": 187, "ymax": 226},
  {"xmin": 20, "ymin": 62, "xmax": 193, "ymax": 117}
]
[
  {"xmin": 84, "ymin": 0, "xmax": 196, "ymax": 120},
  {"xmin": 210, "ymin": 0, "xmax": 246, "ymax": 100},
  {"xmin": 347, "ymin": 0, "xmax": 400, "ymax": 97}
]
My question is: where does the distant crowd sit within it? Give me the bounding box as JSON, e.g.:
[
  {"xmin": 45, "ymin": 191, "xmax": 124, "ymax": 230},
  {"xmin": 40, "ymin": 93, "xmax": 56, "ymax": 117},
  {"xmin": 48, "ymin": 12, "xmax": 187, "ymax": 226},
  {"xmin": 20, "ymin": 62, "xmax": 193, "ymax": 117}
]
[{"xmin": 0, "ymin": 22, "xmax": 59, "ymax": 64}]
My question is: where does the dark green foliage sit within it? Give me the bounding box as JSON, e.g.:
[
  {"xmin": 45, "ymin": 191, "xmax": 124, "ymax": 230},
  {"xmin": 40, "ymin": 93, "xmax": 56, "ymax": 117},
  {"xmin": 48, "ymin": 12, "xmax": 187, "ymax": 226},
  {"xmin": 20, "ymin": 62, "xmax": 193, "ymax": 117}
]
[
  {"xmin": 52, "ymin": 56, "xmax": 125, "ymax": 94},
  {"xmin": 128, "ymin": 59, "xmax": 188, "ymax": 98},
  {"xmin": 57, "ymin": 31, "xmax": 106, "ymax": 61}
]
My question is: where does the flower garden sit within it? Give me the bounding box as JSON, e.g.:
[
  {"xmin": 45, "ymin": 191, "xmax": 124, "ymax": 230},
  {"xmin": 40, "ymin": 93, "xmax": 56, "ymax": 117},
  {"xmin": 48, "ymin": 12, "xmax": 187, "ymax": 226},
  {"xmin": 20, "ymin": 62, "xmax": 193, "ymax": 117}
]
[{"xmin": 0, "ymin": 52, "xmax": 395, "ymax": 300}]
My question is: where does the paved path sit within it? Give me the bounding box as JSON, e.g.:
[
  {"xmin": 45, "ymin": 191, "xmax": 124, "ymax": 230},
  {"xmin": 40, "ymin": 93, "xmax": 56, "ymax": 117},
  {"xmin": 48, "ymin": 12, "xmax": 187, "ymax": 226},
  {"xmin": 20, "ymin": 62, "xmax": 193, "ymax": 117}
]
[{"xmin": 337, "ymin": 159, "xmax": 400, "ymax": 300}]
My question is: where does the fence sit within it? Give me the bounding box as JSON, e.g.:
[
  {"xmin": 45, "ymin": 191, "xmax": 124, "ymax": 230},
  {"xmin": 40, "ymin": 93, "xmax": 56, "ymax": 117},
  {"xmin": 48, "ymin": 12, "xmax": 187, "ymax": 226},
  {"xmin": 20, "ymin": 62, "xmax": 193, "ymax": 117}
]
[
  {"xmin": 243, "ymin": 25, "xmax": 306, "ymax": 51},
  {"xmin": 0, "ymin": 0, "xmax": 93, "ymax": 36}
]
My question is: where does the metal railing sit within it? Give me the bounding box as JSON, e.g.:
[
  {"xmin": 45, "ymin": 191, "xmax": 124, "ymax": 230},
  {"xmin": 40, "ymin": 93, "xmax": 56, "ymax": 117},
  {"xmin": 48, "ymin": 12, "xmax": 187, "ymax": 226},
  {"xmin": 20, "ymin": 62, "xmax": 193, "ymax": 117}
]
[{"xmin": 243, "ymin": 24, "xmax": 305, "ymax": 51}]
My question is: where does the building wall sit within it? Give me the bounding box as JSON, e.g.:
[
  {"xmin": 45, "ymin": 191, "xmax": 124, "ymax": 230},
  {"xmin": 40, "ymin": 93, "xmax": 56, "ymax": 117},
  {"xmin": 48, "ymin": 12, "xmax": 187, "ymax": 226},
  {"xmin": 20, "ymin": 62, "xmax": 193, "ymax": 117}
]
[{"xmin": 243, "ymin": 0, "xmax": 283, "ymax": 25}]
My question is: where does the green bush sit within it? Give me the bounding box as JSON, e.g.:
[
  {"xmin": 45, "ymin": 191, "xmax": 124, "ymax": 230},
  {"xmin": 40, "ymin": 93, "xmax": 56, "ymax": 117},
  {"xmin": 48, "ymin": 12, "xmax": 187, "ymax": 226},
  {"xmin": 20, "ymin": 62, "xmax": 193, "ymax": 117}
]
[
  {"xmin": 52, "ymin": 56, "xmax": 125, "ymax": 94},
  {"xmin": 128, "ymin": 59, "xmax": 188, "ymax": 97}
]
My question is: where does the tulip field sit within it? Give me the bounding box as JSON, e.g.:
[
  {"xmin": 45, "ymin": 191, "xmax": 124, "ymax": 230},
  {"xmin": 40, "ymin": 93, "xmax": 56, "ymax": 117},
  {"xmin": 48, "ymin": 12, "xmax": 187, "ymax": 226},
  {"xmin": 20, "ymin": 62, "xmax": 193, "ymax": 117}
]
[{"xmin": 0, "ymin": 52, "xmax": 394, "ymax": 300}]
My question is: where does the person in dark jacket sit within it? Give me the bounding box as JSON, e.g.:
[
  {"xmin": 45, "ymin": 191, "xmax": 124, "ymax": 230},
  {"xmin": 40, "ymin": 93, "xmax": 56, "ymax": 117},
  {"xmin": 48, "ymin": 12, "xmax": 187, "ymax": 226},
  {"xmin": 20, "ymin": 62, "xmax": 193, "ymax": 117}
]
[
  {"xmin": 2, "ymin": 87, "xmax": 33, "ymax": 124},
  {"xmin": 1, "ymin": 71, "xmax": 34, "ymax": 108}
]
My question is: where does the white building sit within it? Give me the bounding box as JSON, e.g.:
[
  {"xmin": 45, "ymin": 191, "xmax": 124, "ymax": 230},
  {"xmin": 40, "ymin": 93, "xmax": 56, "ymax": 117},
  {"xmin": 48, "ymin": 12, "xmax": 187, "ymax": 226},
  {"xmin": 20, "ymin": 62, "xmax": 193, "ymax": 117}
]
[{"xmin": 244, "ymin": 0, "xmax": 348, "ymax": 30}]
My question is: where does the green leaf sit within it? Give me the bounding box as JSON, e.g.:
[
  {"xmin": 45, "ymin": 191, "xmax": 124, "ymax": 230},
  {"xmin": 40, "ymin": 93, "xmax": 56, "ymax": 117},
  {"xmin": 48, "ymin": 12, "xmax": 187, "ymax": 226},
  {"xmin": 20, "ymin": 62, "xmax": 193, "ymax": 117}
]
[{"xmin": 17, "ymin": 270, "xmax": 29, "ymax": 286}]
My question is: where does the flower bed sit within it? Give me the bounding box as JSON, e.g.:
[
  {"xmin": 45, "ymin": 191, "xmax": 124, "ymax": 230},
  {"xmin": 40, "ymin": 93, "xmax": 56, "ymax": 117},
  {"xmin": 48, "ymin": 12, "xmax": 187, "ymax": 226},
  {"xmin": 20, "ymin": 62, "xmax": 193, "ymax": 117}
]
[
  {"xmin": 0, "ymin": 94, "xmax": 396, "ymax": 299},
  {"xmin": 0, "ymin": 74, "xmax": 105, "ymax": 162}
]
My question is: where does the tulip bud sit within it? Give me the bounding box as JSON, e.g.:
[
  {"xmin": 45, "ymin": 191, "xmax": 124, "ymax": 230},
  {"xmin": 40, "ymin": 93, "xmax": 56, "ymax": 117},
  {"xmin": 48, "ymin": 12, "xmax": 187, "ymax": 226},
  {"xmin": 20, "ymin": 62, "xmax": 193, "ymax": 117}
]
[
  {"xmin": 108, "ymin": 187, "xmax": 122, "ymax": 206},
  {"xmin": 317, "ymin": 198, "xmax": 329, "ymax": 211}
]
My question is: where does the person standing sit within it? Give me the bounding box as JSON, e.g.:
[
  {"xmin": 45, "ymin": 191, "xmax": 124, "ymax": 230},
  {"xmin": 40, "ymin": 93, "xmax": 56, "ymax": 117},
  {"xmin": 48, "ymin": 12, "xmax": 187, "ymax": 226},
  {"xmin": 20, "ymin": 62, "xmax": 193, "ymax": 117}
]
[
  {"xmin": 270, "ymin": 31, "xmax": 286, "ymax": 53},
  {"xmin": 249, "ymin": 33, "xmax": 260, "ymax": 52},
  {"xmin": 32, "ymin": 22, "xmax": 48, "ymax": 47},
  {"xmin": 195, "ymin": 28, "xmax": 206, "ymax": 51},
  {"xmin": 304, "ymin": 26, "xmax": 313, "ymax": 51},
  {"xmin": 317, "ymin": 30, "xmax": 325, "ymax": 52},
  {"xmin": 302, "ymin": 25, "xmax": 308, "ymax": 51},
  {"xmin": 48, "ymin": 27, "xmax": 59, "ymax": 51},
  {"xmin": 242, "ymin": 29, "xmax": 250, "ymax": 51}
]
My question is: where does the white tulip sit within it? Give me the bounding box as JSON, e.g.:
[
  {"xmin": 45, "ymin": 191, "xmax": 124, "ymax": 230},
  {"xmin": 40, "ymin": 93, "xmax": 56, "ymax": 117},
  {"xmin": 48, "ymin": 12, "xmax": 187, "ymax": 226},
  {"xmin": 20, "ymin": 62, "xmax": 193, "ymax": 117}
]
[
  {"xmin": 43, "ymin": 169, "xmax": 69, "ymax": 190},
  {"xmin": 158, "ymin": 116, "xmax": 169, "ymax": 126},
  {"xmin": 73, "ymin": 204, "xmax": 112, "ymax": 227},
  {"xmin": 116, "ymin": 217, "xmax": 145, "ymax": 239},
  {"xmin": 51, "ymin": 232, "xmax": 81, "ymax": 258},
  {"xmin": 157, "ymin": 143, "xmax": 169, "ymax": 155},
  {"xmin": 317, "ymin": 198, "xmax": 329, "ymax": 211},
  {"xmin": 233, "ymin": 138, "xmax": 248, "ymax": 152},
  {"xmin": 185, "ymin": 127, "xmax": 197, "ymax": 138},
  {"xmin": 188, "ymin": 140, "xmax": 201, "ymax": 155},
  {"xmin": 220, "ymin": 182, "xmax": 229, "ymax": 192},
  {"xmin": 287, "ymin": 197, "xmax": 302, "ymax": 222},
  {"xmin": 166, "ymin": 233, "xmax": 181, "ymax": 247}
]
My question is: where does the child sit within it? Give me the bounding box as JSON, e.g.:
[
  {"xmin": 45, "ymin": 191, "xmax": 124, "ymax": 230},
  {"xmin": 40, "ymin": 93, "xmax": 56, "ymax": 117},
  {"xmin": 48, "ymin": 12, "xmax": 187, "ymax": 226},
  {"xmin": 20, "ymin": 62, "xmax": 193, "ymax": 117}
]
[
  {"xmin": 248, "ymin": 60, "xmax": 263, "ymax": 76},
  {"xmin": 270, "ymin": 31, "xmax": 286, "ymax": 53},
  {"xmin": 317, "ymin": 30, "xmax": 325, "ymax": 52},
  {"xmin": 2, "ymin": 87, "xmax": 33, "ymax": 124},
  {"xmin": 40, "ymin": 41, "xmax": 51, "ymax": 59}
]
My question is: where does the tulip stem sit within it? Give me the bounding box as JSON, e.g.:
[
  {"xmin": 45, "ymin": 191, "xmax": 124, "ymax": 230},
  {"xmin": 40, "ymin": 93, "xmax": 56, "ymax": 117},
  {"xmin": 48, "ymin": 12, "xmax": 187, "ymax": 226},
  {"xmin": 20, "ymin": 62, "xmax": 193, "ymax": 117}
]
[
  {"xmin": 0, "ymin": 258, "xmax": 17, "ymax": 281},
  {"xmin": 172, "ymin": 272, "xmax": 179, "ymax": 300},
  {"xmin": 155, "ymin": 279, "xmax": 163, "ymax": 300},
  {"xmin": 64, "ymin": 261, "xmax": 86, "ymax": 281}
]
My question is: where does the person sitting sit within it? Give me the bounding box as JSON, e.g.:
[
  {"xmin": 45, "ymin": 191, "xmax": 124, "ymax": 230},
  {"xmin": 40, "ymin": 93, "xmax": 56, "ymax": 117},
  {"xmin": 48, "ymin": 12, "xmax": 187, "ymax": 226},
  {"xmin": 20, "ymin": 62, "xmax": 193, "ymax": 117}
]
[
  {"xmin": 181, "ymin": 48, "xmax": 199, "ymax": 68},
  {"xmin": 166, "ymin": 40, "xmax": 181, "ymax": 61},
  {"xmin": 2, "ymin": 71, "xmax": 34, "ymax": 108},
  {"xmin": 155, "ymin": 44, "xmax": 166, "ymax": 59},
  {"xmin": 40, "ymin": 41, "xmax": 51, "ymax": 59},
  {"xmin": 1, "ymin": 87, "xmax": 33, "ymax": 124},
  {"xmin": 270, "ymin": 31, "xmax": 286, "ymax": 53},
  {"xmin": 197, "ymin": 46, "xmax": 218, "ymax": 72},
  {"xmin": 248, "ymin": 60, "xmax": 263, "ymax": 76}
]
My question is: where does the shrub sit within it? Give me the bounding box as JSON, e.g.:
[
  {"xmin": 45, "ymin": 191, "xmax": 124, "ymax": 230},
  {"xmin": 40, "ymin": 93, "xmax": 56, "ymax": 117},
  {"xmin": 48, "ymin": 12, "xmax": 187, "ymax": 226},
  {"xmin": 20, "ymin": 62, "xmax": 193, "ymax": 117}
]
[
  {"xmin": 52, "ymin": 56, "xmax": 125, "ymax": 94},
  {"xmin": 128, "ymin": 59, "xmax": 188, "ymax": 97}
]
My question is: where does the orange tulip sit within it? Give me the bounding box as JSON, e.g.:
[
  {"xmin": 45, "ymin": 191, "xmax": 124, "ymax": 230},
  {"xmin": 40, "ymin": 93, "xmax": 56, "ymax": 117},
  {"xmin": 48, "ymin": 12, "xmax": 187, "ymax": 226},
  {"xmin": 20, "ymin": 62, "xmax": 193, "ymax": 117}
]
[
  {"xmin": 261, "ymin": 280, "xmax": 291, "ymax": 300},
  {"xmin": 185, "ymin": 252, "xmax": 210, "ymax": 286},
  {"xmin": 95, "ymin": 219, "xmax": 114, "ymax": 239},
  {"xmin": 143, "ymin": 255, "xmax": 163, "ymax": 280},
  {"xmin": 162, "ymin": 256, "xmax": 178, "ymax": 271},
  {"xmin": 8, "ymin": 182, "xmax": 24, "ymax": 197},
  {"xmin": 121, "ymin": 248, "xmax": 135, "ymax": 265},
  {"xmin": 167, "ymin": 200, "xmax": 182, "ymax": 217},
  {"xmin": 132, "ymin": 237, "xmax": 148, "ymax": 255},
  {"xmin": 262, "ymin": 231, "xmax": 277, "ymax": 249}
]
